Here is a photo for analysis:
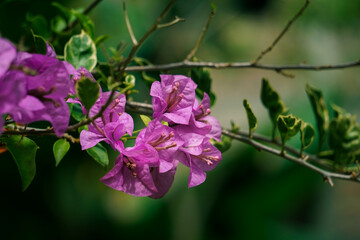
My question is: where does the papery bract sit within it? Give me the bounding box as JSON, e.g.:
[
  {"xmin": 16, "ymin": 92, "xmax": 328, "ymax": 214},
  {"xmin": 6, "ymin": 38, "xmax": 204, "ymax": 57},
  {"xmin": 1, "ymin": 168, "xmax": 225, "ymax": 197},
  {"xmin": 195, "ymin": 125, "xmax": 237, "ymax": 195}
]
[
  {"xmin": 175, "ymin": 135, "xmax": 222, "ymax": 188},
  {"xmin": 150, "ymin": 74, "xmax": 197, "ymax": 124},
  {"xmin": 0, "ymin": 37, "xmax": 16, "ymax": 77},
  {"xmin": 80, "ymin": 92, "xmax": 133, "ymax": 151},
  {"xmin": 101, "ymin": 144, "xmax": 159, "ymax": 197}
]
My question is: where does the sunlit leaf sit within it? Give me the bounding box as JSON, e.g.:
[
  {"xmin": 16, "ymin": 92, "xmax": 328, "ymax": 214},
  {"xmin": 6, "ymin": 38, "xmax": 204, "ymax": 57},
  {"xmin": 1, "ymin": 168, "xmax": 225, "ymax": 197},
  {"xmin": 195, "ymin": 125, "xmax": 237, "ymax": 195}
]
[
  {"xmin": 212, "ymin": 135, "xmax": 232, "ymax": 153},
  {"xmin": 94, "ymin": 35, "xmax": 110, "ymax": 46},
  {"xmin": 86, "ymin": 143, "xmax": 109, "ymax": 168},
  {"xmin": 53, "ymin": 139, "xmax": 70, "ymax": 166},
  {"xmin": 305, "ymin": 84, "xmax": 329, "ymax": 151},
  {"xmin": 4, "ymin": 136, "xmax": 38, "ymax": 191},
  {"xmin": 300, "ymin": 122, "xmax": 315, "ymax": 155},
  {"xmin": 140, "ymin": 115, "xmax": 152, "ymax": 127},
  {"xmin": 329, "ymin": 104, "xmax": 360, "ymax": 165},
  {"xmin": 277, "ymin": 114, "xmax": 301, "ymax": 154},
  {"xmin": 243, "ymin": 99, "xmax": 257, "ymax": 138},
  {"xmin": 261, "ymin": 78, "xmax": 288, "ymax": 139},
  {"xmin": 64, "ymin": 30, "xmax": 97, "ymax": 71}
]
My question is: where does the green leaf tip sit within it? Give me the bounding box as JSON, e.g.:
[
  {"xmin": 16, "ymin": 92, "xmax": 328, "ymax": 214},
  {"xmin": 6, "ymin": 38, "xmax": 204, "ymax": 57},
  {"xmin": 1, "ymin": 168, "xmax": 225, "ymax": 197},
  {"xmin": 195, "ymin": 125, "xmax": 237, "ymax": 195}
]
[
  {"xmin": 243, "ymin": 99, "xmax": 258, "ymax": 138},
  {"xmin": 140, "ymin": 115, "xmax": 152, "ymax": 127},
  {"xmin": 64, "ymin": 30, "xmax": 97, "ymax": 71},
  {"xmin": 261, "ymin": 78, "xmax": 288, "ymax": 139},
  {"xmin": 300, "ymin": 122, "xmax": 315, "ymax": 156},
  {"xmin": 305, "ymin": 84, "xmax": 329, "ymax": 151},
  {"xmin": 4, "ymin": 136, "xmax": 38, "ymax": 191},
  {"xmin": 277, "ymin": 114, "xmax": 301, "ymax": 154},
  {"xmin": 53, "ymin": 139, "xmax": 70, "ymax": 167}
]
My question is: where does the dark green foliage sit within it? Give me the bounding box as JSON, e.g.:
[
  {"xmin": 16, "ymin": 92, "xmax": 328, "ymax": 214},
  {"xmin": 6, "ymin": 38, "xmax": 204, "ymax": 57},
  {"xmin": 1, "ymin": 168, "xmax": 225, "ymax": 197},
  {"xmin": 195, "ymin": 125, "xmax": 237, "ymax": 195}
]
[
  {"xmin": 260, "ymin": 78, "xmax": 288, "ymax": 139},
  {"xmin": 243, "ymin": 99, "xmax": 257, "ymax": 138},
  {"xmin": 86, "ymin": 143, "xmax": 109, "ymax": 168},
  {"xmin": 305, "ymin": 84, "xmax": 329, "ymax": 151},
  {"xmin": 53, "ymin": 139, "xmax": 70, "ymax": 167},
  {"xmin": 191, "ymin": 67, "xmax": 216, "ymax": 106},
  {"xmin": 3, "ymin": 135, "xmax": 38, "ymax": 191}
]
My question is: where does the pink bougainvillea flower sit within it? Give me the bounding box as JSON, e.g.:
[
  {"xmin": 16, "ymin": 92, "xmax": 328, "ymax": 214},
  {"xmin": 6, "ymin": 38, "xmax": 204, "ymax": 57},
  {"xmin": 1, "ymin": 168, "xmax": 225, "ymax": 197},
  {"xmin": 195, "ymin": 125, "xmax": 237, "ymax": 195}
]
[
  {"xmin": 8, "ymin": 53, "xmax": 72, "ymax": 136},
  {"xmin": 135, "ymin": 119, "xmax": 183, "ymax": 173},
  {"xmin": 80, "ymin": 92, "xmax": 133, "ymax": 151},
  {"xmin": 0, "ymin": 37, "xmax": 16, "ymax": 77},
  {"xmin": 175, "ymin": 92, "xmax": 221, "ymax": 141},
  {"xmin": 175, "ymin": 134, "xmax": 222, "ymax": 188},
  {"xmin": 101, "ymin": 144, "xmax": 160, "ymax": 197},
  {"xmin": 149, "ymin": 165, "xmax": 177, "ymax": 199},
  {"xmin": 150, "ymin": 74, "xmax": 197, "ymax": 124}
]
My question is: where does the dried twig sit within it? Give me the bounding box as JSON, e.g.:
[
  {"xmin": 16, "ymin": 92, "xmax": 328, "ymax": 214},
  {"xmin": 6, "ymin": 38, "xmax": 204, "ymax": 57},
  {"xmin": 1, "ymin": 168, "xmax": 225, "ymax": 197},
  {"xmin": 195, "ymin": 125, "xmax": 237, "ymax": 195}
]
[{"xmin": 252, "ymin": 0, "xmax": 310, "ymax": 64}]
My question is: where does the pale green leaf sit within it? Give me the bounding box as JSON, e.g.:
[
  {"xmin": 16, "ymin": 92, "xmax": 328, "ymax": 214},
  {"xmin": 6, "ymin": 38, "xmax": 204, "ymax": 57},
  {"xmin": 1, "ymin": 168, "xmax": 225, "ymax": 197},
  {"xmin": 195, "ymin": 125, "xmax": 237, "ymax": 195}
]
[
  {"xmin": 53, "ymin": 139, "xmax": 70, "ymax": 167},
  {"xmin": 64, "ymin": 30, "xmax": 97, "ymax": 71},
  {"xmin": 243, "ymin": 99, "xmax": 257, "ymax": 138},
  {"xmin": 140, "ymin": 115, "xmax": 152, "ymax": 127}
]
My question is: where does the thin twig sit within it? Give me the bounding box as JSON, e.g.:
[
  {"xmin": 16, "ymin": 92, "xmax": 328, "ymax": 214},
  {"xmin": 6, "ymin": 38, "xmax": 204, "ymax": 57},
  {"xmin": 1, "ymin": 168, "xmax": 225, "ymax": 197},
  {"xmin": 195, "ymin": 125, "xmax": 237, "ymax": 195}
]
[
  {"xmin": 65, "ymin": 0, "xmax": 103, "ymax": 32},
  {"xmin": 186, "ymin": 5, "xmax": 216, "ymax": 61},
  {"xmin": 252, "ymin": 0, "xmax": 310, "ymax": 64},
  {"xmin": 124, "ymin": 59, "xmax": 360, "ymax": 73},
  {"xmin": 123, "ymin": 2, "xmax": 138, "ymax": 46},
  {"xmin": 157, "ymin": 16, "xmax": 185, "ymax": 29}
]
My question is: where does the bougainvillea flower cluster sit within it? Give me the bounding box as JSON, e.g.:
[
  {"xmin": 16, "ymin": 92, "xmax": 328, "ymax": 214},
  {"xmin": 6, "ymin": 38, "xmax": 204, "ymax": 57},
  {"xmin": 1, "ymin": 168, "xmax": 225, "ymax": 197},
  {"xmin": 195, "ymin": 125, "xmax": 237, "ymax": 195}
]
[
  {"xmin": 99, "ymin": 74, "xmax": 222, "ymax": 198},
  {"xmin": 0, "ymin": 35, "xmax": 222, "ymax": 198},
  {"xmin": 0, "ymin": 37, "xmax": 73, "ymax": 136}
]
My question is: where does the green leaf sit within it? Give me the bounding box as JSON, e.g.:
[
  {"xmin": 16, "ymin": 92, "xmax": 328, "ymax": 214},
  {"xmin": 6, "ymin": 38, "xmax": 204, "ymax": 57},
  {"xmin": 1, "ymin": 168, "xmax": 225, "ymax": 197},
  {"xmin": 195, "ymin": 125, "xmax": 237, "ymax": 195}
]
[
  {"xmin": 260, "ymin": 78, "xmax": 288, "ymax": 139},
  {"xmin": 94, "ymin": 35, "xmax": 110, "ymax": 46},
  {"xmin": 328, "ymin": 104, "xmax": 360, "ymax": 165},
  {"xmin": 53, "ymin": 139, "xmax": 70, "ymax": 166},
  {"xmin": 191, "ymin": 67, "xmax": 216, "ymax": 106},
  {"xmin": 75, "ymin": 76, "xmax": 100, "ymax": 114},
  {"xmin": 71, "ymin": 9, "xmax": 95, "ymax": 39},
  {"xmin": 86, "ymin": 143, "xmax": 109, "ymax": 168},
  {"xmin": 26, "ymin": 13, "xmax": 51, "ymax": 38},
  {"xmin": 31, "ymin": 30, "xmax": 47, "ymax": 55},
  {"xmin": 300, "ymin": 122, "xmax": 315, "ymax": 155},
  {"xmin": 140, "ymin": 115, "xmax": 152, "ymax": 127},
  {"xmin": 68, "ymin": 102, "xmax": 85, "ymax": 121},
  {"xmin": 243, "ymin": 99, "xmax": 257, "ymax": 138},
  {"xmin": 277, "ymin": 114, "xmax": 301, "ymax": 154},
  {"xmin": 305, "ymin": 84, "xmax": 329, "ymax": 151},
  {"xmin": 50, "ymin": 15, "xmax": 67, "ymax": 34},
  {"xmin": 4, "ymin": 136, "xmax": 38, "ymax": 191},
  {"xmin": 64, "ymin": 30, "xmax": 97, "ymax": 71},
  {"xmin": 212, "ymin": 135, "xmax": 232, "ymax": 153},
  {"xmin": 52, "ymin": 2, "xmax": 73, "ymax": 21}
]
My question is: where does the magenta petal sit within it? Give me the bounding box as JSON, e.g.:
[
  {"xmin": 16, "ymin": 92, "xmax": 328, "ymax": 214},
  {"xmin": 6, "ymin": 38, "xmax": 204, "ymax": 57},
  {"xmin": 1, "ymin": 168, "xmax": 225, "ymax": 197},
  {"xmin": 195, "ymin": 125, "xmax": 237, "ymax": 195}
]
[
  {"xmin": 80, "ymin": 130, "xmax": 106, "ymax": 150},
  {"xmin": 202, "ymin": 116, "xmax": 222, "ymax": 141},
  {"xmin": 41, "ymin": 100, "xmax": 70, "ymax": 137},
  {"xmin": 0, "ymin": 118, "xmax": 3, "ymax": 135},
  {"xmin": 10, "ymin": 96, "xmax": 45, "ymax": 123},
  {"xmin": 0, "ymin": 71, "xmax": 26, "ymax": 114},
  {"xmin": 149, "ymin": 166, "xmax": 177, "ymax": 199},
  {"xmin": 0, "ymin": 38, "xmax": 16, "ymax": 77},
  {"xmin": 188, "ymin": 158, "xmax": 207, "ymax": 188},
  {"xmin": 46, "ymin": 43, "xmax": 56, "ymax": 58}
]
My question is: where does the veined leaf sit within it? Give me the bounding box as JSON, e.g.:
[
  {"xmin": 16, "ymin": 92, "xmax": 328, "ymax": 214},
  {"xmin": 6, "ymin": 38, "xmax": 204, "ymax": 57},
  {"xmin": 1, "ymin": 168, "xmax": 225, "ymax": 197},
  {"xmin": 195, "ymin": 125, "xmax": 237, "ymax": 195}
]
[
  {"xmin": 277, "ymin": 114, "xmax": 301, "ymax": 154},
  {"xmin": 75, "ymin": 76, "xmax": 100, "ymax": 114},
  {"xmin": 31, "ymin": 30, "xmax": 47, "ymax": 55},
  {"xmin": 86, "ymin": 143, "xmax": 109, "ymax": 168},
  {"xmin": 261, "ymin": 78, "xmax": 288, "ymax": 139},
  {"xmin": 4, "ymin": 136, "xmax": 38, "ymax": 191},
  {"xmin": 243, "ymin": 99, "xmax": 257, "ymax": 138},
  {"xmin": 53, "ymin": 139, "xmax": 70, "ymax": 167},
  {"xmin": 305, "ymin": 84, "xmax": 329, "ymax": 151},
  {"xmin": 64, "ymin": 30, "xmax": 97, "ymax": 71},
  {"xmin": 300, "ymin": 122, "xmax": 315, "ymax": 156}
]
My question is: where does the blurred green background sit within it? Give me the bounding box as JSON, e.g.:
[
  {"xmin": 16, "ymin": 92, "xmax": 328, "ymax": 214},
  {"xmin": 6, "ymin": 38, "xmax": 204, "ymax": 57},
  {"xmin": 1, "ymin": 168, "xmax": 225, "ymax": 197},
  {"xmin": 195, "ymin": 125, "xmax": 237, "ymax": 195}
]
[{"xmin": 1, "ymin": 0, "xmax": 360, "ymax": 239}]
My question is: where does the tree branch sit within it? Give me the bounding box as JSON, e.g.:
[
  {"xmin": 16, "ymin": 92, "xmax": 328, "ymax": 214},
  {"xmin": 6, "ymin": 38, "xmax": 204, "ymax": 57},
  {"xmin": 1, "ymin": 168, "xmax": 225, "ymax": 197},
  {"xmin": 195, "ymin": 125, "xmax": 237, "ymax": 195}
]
[
  {"xmin": 124, "ymin": 59, "xmax": 360, "ymax": 73},
  {"xmin": 252, "ymin": 0, "xmax": 310, "ymax": 64}
]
